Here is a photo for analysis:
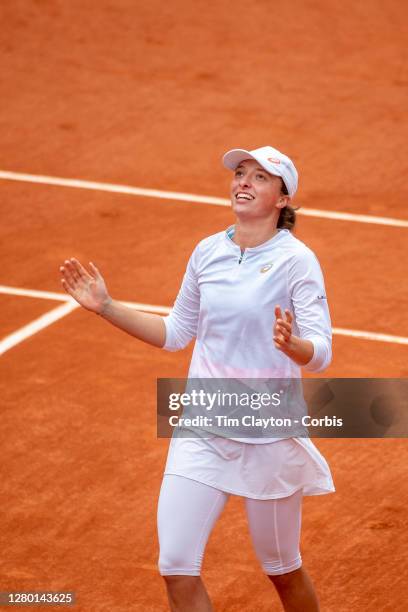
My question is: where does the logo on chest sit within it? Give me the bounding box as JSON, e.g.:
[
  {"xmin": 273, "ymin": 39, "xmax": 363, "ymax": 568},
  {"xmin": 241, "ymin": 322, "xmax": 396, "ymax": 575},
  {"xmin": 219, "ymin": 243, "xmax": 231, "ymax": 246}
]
[{"xmin": 260, "ymin": 262, "xmax": 274, "ymax": 273}]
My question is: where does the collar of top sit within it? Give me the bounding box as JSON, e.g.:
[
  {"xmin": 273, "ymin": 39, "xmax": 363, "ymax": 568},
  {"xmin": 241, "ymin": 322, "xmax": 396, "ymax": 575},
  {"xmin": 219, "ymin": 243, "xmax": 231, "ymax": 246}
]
[{"xmin": 225, "ymin": 226, "xmax": 289, "ymax": 252}]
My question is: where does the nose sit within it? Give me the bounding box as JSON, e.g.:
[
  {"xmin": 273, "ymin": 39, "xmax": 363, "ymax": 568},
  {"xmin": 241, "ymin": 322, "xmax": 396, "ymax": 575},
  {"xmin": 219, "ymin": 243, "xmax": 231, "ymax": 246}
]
[{"xmin": 238, "ymin": 174, "xmax": 251, "ymax": 188}]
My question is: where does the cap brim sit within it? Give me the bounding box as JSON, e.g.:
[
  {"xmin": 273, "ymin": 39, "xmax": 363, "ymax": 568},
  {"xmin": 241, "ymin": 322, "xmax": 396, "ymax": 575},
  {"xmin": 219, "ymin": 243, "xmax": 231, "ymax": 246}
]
[{"xmin": 222, "ymin": 149, "xmax": 256, "ymax": 170}]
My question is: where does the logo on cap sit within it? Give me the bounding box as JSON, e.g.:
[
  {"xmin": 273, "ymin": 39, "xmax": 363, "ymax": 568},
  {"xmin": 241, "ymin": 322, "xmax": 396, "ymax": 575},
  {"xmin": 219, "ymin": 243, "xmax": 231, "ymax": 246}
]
[{"xmin": 267, "ymin": 158, "xmax": 281, "ymax": 164}]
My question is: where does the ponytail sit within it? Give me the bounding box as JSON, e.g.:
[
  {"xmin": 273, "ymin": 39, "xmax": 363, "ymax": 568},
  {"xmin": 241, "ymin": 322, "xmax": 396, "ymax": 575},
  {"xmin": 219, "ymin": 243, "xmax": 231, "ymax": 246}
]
[
  {"xmin": 277, "ymin": 180, "xmax": 298, "ymax": 231},
  {"xmin": 277, "ymin": 204, "xmax": 298, "ymax": 230}
]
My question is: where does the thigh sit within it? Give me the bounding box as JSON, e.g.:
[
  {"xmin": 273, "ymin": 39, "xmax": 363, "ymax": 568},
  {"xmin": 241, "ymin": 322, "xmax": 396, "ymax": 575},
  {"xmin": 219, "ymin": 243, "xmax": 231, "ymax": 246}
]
[
  {"xmin": 245, "ymin": 489, "xmax": 303, "ymax": 575},
  {"xmin": 157, "ymin": 475, "xmax": 229, "ymax": 576}
]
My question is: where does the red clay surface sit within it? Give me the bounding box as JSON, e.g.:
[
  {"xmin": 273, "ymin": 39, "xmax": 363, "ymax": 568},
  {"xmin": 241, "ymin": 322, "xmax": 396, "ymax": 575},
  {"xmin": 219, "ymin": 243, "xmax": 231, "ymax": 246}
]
[{"xmin": 1, "ymin": 1, "xmax": 407, "ymax": 610}]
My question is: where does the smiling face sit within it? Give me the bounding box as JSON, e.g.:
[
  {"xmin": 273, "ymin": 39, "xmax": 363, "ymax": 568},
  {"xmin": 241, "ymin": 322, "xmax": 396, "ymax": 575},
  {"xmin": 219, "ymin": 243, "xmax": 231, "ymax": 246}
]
[{"xmin": 230, "ymin": 158, "xmax": 290, "ymax": 220}]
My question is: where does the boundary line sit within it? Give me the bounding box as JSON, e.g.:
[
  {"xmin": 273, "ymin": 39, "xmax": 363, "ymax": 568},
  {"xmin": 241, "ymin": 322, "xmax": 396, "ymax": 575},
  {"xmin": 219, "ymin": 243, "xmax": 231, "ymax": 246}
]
[
  {"xmin": 1, "ymin": 170, "xmax": 408, "ymax": 228},
  {"xmin": 331, "ymin": 327, "xmax": 408, "ymax": 346},
  {"xmin": 0, "ymin": 284, "xmax": 171, "ymax": 313},
  {"xmin": 0, "ymin": 285, "xmax": 71, "ymax": 302},
  {"xmin": 0, "ymin": 286, "xmax": 407, "ymax": 356},
  {"xmin": 0, "ymin": 301, "xmax": 79, "ymax": 356},
  {"xmin": 0, "ymin": 285, "xmax": 170, "ymax": 355}
]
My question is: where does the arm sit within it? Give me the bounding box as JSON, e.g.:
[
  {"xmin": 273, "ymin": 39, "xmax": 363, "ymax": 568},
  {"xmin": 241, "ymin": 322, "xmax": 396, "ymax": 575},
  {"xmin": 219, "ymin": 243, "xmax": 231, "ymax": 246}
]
[
  {"xmin": 98, "ymin": 299, "xmax": 166, "ymax": 347},
  {"xmin": 273, "ymin": 306, "xmax": 314, "ymax": 366},
  {"xmin": 274, "ymin": 248, "xmax": 332, "ymax": 371},
  {"xmin": 59, "ymin": 258, "xmax": 165, "ymax": 347},
  {"xmin": 161, "ymin": 246, "xmax": 201, "ymax": 351}
]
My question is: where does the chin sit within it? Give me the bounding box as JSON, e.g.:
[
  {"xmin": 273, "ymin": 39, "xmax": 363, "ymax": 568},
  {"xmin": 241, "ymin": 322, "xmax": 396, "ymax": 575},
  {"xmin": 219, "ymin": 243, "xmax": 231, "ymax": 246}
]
[
  {"xmin": 232, "ymin": 202, "xmax": 253, "ymax": 215},
  {"xmin": 234, "ymin": 204, "xmax": 258, "ymax": 215}
]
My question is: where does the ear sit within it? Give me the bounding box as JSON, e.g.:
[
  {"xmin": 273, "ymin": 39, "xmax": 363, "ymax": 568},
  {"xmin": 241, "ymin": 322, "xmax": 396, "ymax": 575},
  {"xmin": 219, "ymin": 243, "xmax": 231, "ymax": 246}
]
[{"xmin": 276, "ymin": 195, "xmax": 291, "ymax": 209}]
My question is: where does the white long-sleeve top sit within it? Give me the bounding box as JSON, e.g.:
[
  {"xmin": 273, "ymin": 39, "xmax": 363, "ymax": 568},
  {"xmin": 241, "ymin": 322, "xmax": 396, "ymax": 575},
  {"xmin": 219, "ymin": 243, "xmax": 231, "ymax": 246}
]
[{"xmin": 163, "ymin": 227, "xmax": 332, "ymax": 379}]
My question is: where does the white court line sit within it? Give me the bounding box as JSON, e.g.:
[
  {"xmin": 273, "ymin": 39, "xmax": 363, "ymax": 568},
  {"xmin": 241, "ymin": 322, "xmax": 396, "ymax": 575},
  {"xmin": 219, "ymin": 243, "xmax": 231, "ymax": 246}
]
[
  {"xmin": 122, "ymin": 300, "xmax": 171, "ymax": 315},
  {"xmin": 0, "ymin": 285, "xmax": 170, "ymax": 355},
  {"xmin": 0, "ymin": 285, "xmax": 407, "ymax": 353},
  {"xmin": 0, "ymin": 301, "xmax": 80, "ymax": 355},
  {"xmin": 292, "ymin": 207, "xmax": 408, "ymax": 228},
  {"xmin": 0, "ymin": 285, "xmax": 70, "ymax": 301},
  {"xmin": 0, "ymin": 284, "xmax": 171, "ymax": 313},
  {"xmin": 1, "ymin": 169, "xmax": 408, "ymax": 228},
  {"xmin": 332, "ymin": 327, "xmax": 408, "ymax": 346}
]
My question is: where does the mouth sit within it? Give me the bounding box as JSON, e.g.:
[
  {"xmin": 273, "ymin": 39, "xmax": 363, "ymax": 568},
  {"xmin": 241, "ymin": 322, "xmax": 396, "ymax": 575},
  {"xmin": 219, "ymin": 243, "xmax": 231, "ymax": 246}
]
[{"xmin": 235, "ymin": 192, "xmax": 255, "ymax": 201}]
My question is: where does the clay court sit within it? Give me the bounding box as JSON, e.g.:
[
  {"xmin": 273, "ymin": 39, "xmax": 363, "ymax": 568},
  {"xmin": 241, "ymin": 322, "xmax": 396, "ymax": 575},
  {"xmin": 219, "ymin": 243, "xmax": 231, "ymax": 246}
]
[{"xmin": 1, "ymin": 1, "xmax": 408, "ymax": 610}]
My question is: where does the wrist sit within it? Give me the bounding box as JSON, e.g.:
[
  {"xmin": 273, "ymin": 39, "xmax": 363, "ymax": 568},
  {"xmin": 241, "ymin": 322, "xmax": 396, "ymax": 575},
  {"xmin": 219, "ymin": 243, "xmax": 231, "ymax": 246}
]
[
  {"xmin": 97, "ymin": 296, "xmax": 113, "ymax": 316},
  {"xmin": 286, "ymin": 335, "xmax": 314, "ymax": 366}
]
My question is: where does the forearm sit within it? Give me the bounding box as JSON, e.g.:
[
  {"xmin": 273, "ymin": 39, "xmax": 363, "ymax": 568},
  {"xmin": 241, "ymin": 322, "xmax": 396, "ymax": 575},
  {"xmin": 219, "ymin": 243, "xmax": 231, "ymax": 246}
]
[
  {"xmin": 279, "ymin": 335, "xmax": 314, "ymax": 367},
  {"xmin": 98, "ymin": 298, "xmax": 166, "ymax": 347}
]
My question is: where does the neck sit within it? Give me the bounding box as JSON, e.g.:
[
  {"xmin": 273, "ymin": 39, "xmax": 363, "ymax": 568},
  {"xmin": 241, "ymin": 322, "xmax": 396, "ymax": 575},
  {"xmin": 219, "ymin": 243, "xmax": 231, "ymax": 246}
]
[{"xmin": 233, "ymin": 216, "xmax": 279, "ymax": 249}]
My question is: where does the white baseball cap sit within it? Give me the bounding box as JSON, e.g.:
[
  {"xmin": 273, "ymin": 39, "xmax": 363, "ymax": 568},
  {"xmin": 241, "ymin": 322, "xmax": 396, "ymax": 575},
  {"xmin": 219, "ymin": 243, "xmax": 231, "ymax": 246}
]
[{"xmin": 222, "ymin": 145, "xmax": 298, "ymax": 198}]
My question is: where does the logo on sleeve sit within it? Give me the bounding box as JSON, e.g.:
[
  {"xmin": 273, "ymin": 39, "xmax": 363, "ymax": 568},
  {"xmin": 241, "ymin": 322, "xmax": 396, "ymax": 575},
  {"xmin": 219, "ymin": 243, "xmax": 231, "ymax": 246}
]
[{"xmin": 260, "ymin": 262, "xmax": 274, "ymax": 273}]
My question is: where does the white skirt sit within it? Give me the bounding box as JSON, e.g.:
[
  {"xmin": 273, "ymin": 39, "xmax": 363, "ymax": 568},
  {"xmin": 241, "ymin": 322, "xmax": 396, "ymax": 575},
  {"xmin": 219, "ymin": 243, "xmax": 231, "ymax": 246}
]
[{"xmin": 164, "ymin": 434, "xmax": 335, "ymax": 500}]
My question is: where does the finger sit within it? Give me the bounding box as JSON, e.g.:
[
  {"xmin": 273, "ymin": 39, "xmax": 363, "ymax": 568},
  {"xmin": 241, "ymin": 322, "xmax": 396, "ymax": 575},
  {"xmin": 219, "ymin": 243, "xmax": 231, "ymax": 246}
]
[
  {"xmin": 60, "ymin": 267, "xmax": 75, "ymax": 290},
  {"xmin": 277, "ymin": 320, "xmax": 292, "ymax": 334},
  {"xmin": 284, "ymin": 309, "xmax": 293, "ymax": 324},
  {"xmin": 70, "ymin": 257, "xmax": 92, "ymax": 281},
  {"xmin": 64, "ymin": 259, "xmax": 80, "ymax": 282},
  {"xmin": 275, "ymin": 305, "xmax": 282, "ymax": 320},
  {"xmin": 61, "ymin": 278, "xmax": 75, "ymax": 295},
  {"xmin": 274, "ymin": 331, "xmax": 290, "ymax": 347},
  {"xmin": 276, "ymin": 325, "xmax": 291, "ymax": 339},
  {"xmin": 273, "ymin": 335, "xmax": 287, "ymax": 349},
  {"xmin": 89, "ymin": 261, "xmax": 102, "ymax": 279},
  {"xmin": 274, "ymin": 322, "xmax": 290, "ymax": 338},
  {"xmin": 60, "ymin": 263, "xmax": 76, "ymax": 286}
]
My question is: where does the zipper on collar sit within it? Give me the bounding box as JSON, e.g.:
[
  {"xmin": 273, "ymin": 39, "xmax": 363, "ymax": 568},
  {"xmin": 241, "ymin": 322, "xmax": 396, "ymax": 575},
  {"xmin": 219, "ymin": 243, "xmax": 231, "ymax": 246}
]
[{"xmin": 238, "ymin": 250, "xmax": 245, "ymax": 264}]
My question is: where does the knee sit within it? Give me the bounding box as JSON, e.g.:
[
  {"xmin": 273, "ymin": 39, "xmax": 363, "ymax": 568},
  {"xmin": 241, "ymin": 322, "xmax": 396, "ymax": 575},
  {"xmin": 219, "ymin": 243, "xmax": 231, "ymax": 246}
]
[
  {"xmin": 162, "ymin": 574, "xmax": 201, "ymax": 587},
  {"xmin": 254, "ymin": 526, "xmax": 302, "ymax": 576},
  {"xmin": 268, "ymin": 566, "xmax": 303, "ymax": 585},
  {"xmin": 158, "ymin": 549, "xmax": 202, "ymax": 577},
  {"xmin": 263, "ymin": 553, "xmax": 302, "ymax": 576}
]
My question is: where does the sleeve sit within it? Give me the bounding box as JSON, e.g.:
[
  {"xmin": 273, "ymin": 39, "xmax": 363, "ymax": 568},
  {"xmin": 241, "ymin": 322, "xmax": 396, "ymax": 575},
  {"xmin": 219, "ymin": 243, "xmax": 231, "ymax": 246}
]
[
  {"xmin": 288, "ymin": 247, "xmax": 332, "ymax": 373},
  {"xmin": 162, "ymin": 245, "xmax": 201, "ymax": 351}
]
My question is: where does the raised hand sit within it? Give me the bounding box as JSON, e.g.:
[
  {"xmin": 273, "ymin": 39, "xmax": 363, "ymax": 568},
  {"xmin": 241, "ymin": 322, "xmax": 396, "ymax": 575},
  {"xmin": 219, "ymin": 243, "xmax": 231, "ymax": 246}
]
[
  {"xmin": 273, "ymin": 305, "xmax": 293, "ymax": 352},
  {"xmin": 59, "ymin": 258, "xmax": 111, "ymax": 314}
]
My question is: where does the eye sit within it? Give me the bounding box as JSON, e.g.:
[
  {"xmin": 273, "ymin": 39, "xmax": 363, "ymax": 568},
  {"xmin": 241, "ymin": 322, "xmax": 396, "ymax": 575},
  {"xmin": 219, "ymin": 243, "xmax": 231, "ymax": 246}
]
[
  {"xmin": 235, "ymin": 170, "xmax": 244, "ymax": 177},
  {"xmin": 256, "ymin": 173, "xmax": 266, "ymax": 180}
]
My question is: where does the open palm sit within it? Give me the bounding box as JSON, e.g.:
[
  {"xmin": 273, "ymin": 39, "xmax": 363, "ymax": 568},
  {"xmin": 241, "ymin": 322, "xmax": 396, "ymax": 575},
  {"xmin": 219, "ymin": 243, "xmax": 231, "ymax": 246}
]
[{"xmin": 59, "ymin": 258, "xmax": 110, "ymax": 313}]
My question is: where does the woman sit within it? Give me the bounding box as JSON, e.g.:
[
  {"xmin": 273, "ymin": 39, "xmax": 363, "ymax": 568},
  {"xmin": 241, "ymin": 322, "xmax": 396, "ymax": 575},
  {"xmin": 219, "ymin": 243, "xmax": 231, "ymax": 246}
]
[{"xmin": 60, "ymin": 145, "xmax": 334, "ymax": 612}]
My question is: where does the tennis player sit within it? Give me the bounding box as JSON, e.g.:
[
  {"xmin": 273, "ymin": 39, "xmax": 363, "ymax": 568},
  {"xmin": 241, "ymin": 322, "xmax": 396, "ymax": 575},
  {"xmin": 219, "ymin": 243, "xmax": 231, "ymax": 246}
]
[{"xmin": 60, "ymin": 145, "xmax": 334, "ymax": 612}]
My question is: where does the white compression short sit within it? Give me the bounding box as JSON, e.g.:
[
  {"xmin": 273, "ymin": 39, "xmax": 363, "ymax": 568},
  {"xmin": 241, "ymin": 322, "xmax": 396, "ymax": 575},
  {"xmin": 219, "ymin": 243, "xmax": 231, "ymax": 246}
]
[{"xmin": 157, "ymin": 474, "xmax": 303, "ymax": 576}]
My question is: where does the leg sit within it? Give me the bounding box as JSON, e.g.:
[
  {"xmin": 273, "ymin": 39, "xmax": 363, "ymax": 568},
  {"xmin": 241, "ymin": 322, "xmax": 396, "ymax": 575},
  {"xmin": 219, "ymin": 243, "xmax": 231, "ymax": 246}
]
[
  {"xmin": 245, "ymin": 490, "xmax": 319, "ymax": 611},
  {"xmin": 162, "ymin": 576, "xmax": 213, "ymax": 612},
  {"xmin": 157, "ymin": 475, "xmax": 228, "ymax": 611},
  {"xmin": 268, "ymin": 567, "xmax": 319, "ymax": 612}
]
